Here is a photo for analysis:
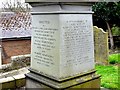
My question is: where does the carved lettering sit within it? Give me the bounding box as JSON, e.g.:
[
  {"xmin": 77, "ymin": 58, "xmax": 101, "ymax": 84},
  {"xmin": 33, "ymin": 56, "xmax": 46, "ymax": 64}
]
[{"xmin": 32, "ymin": 19, "xmax": 58, "ymax": 67}]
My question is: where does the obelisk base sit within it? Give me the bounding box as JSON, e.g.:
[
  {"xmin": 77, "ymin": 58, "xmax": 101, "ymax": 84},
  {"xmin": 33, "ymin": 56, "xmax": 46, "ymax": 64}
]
[{"xmin": 25, "ymin": 70, "xmax": 100, "ymax": 89}]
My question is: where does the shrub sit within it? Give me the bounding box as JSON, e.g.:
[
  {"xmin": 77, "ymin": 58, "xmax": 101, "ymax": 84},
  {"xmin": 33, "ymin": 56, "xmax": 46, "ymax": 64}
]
[
  {"xmin": 111, "ymin": 25, "xmax": 120, "ymax": 36},
  {"xmin": 108, "ymin": 53, "xmax": 120, "ymax": 64}
]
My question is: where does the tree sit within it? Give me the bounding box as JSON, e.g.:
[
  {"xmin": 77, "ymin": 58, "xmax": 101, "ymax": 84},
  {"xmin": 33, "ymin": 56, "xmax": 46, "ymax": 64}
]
[
  {"xmin": 2, "ymin": 0, "xmax": 30, "ymax": 12},
  {"xmin": 92, "ymin": 2, "xmax": 120, "ymax": 50}
]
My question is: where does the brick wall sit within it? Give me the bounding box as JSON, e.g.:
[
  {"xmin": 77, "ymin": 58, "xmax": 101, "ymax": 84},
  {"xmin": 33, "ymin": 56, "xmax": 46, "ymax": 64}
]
[{"xmin": 1, "ymin": 38, "xmax": 31, "ymax": 64}]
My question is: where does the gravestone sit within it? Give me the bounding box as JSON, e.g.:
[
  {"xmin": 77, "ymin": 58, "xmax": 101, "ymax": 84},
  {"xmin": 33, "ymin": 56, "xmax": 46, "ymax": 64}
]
[
  {"xmin": 94, "ymin": 26, "xmax": 109, "ymax": 65},
  {"xmin": 25, "ymin": 0, "xmax": 100, "ymax": 89}
]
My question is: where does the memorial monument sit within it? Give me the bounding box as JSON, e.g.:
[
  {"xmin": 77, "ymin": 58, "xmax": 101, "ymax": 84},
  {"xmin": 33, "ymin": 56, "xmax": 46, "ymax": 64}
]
[{"xmin": 25, "ymin": 0, "xmax": 100, "ymax": 89}]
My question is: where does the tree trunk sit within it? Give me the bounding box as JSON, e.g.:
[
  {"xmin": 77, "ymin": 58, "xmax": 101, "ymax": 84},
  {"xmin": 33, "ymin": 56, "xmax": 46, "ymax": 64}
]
[{"xmin": 106, "ymin": 21, "xmax": 114, "ymax": 50}]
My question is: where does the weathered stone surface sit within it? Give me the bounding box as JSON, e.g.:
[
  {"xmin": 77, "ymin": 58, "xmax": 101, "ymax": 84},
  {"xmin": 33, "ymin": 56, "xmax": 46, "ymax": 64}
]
[
  {"xmin": 25, "ymin": 1, "xmax": 100, "ymax": 89},
  {"xmin": 70, "ymin": 77, "xmax": 100, "ymax": 89},
  {"xmin": 25, "ymin": 77, "xmax": 51, "ymax": 88},
  {"xmin": 11, "ymin": 54, "xmax": 31, "ymax": 68},
  {"xmin": 0, "ymin": 67, "xmax": 29, "ymax": 78},
  {"xmin": 94, "ymin": 26, "xmax": 109, "ymax": 65},
  {"xmin": 13, "ymin": 74, "xmax": 26, "ymax": 88},
  {"xmin": 30, "ymin": 13, "xmax": 95, "ymax": 81},
  {"xmin": 0, "ymin": 54, "xmax": 30, "ymax": 73},
  {"xmin": 25, "ymin": 0, "xmax": 99, "ymax": 3},
  {"xmin": 0, "ymin": 67, "xmax": 29, "ymax": 89},
  {"xmin": 25, "ymin": 71, "xmax": 100, "ymax": 89},
  {"xmin": 0, "ymin": 77, "xmax": 15, "ymax": 89}
]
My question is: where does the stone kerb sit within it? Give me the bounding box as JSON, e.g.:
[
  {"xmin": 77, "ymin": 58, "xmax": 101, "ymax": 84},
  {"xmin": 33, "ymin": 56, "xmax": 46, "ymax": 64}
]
[
  {"xmin": 0, "ymin": 54, "xmax": 30, "ymax": 73},
  {"xmin": 11, "ymin": 54, "xmax": 31, "ymax": 68},
  {"xmin": 0, "ymin": 67, "xmax": 29, "ymax": 89},
  {"xmin": 94, "ymin": 26, "xmax": 109, "ymax": 65},
  {"xmin": 0, "ymin": 54, "xmax": 30, "ymax": 89}
]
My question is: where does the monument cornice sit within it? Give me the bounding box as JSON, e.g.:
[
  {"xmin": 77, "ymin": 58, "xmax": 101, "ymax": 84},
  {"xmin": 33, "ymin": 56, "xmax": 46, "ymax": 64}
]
[{"xmin": 25, "ymin": 0, "xmax": 98, "ymax": 3}]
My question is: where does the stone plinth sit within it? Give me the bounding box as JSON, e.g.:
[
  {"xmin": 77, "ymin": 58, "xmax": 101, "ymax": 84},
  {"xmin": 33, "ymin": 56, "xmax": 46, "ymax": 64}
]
[{"xmin": 26, "ymin": 70, "xmax": 100, "ymax": 89}]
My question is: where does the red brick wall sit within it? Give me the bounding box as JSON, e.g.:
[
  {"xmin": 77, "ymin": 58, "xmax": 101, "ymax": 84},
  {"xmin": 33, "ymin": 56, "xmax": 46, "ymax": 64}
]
[{"xmin": 2, "ymin": 38, "xmax": 31, "ymax": 64}]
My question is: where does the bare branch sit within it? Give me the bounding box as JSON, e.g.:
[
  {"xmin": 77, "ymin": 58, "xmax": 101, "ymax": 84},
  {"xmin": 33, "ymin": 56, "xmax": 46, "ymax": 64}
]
[{"xmin": 2, "ymin": 0, "xmax": 30, "ymax": 12}]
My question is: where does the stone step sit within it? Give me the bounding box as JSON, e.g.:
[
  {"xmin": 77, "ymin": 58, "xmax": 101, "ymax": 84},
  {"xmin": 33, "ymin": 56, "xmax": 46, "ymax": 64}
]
[{"xmin": 0, "ymin": 67, "xmax": 29, "ymax": 89}]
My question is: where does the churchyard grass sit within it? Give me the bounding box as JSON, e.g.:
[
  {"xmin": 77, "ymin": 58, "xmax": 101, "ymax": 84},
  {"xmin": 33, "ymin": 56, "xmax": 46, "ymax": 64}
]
[
  {"xmin": 95, "ymin": 65, "xmax": 118, "ymax": 89},
  {"xmin": 95, "ymin": 53, "xmax": 120, "ymax": 89},
  {"xmin": 108, "ymin": 53, "xmax": 120, "ymax": 64}
]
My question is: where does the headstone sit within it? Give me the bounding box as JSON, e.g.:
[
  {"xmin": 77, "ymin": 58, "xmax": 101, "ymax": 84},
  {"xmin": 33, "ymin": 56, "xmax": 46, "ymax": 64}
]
[
  {"xmin": 25, "ymin": 0, "xmax": 100, "ymax": 89},
  {"xmin": 94, "ymin": 26, "xmax": 109, "ymax": 65}
]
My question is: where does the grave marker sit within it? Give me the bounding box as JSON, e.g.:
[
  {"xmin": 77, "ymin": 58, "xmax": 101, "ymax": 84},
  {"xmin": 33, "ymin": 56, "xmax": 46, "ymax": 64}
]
[{"xmin": 94, "ymin": 26, "xmax": 109, "ymax": 65}]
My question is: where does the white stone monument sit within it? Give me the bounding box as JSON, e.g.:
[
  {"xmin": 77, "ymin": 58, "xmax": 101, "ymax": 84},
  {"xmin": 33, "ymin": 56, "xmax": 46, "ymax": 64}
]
[{"xmin": 25, "ymin": 0, "xmax": 100, "ymax": 89}]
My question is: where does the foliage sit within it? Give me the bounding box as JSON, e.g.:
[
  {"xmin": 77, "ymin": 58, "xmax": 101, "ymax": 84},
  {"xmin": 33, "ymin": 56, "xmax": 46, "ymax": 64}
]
[
  {"xmin": 95, "ymin": 65, "xmax": 118, "ymax": 89},
  {"xmin": 111, "ymin": 25, "xmax": 120, "ymax": 36},
  {"xmin": 92, "ymin": 2, "xmax": 120, "ymax": 49},
  {"xmin": 108, "ymin": 53, "xmax": 120, "ymax": 64},
  {"xmin": 92, "ymin": 2, "xmax": 120, "ymax": 22}
]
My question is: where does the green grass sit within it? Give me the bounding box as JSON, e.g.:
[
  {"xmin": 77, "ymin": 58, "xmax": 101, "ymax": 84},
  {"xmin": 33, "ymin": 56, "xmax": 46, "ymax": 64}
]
[
  {"xmin": 95, "ymin": 65, "xmax": 119, "ymax": 89},
  {"xmin": 108, "ymin": 53, "xmax": 120, "ymax": 64}
]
